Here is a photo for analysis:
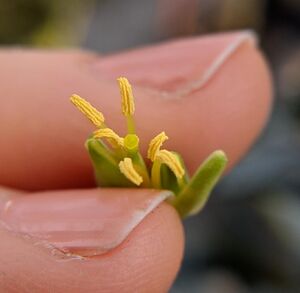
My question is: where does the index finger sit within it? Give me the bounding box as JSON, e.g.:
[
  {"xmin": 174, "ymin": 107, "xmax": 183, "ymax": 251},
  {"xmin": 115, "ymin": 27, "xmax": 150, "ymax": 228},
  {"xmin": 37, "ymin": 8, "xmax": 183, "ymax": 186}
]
[{"xmin": 0, "ymin": 31, "xmax": 272, "ymax": 191}]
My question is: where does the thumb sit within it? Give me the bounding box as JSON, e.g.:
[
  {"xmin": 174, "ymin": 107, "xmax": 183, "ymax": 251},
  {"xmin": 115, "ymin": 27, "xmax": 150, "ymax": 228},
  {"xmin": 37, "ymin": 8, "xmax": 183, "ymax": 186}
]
[
  {"xmin": 0, "ymin": 31, "xmax": 272, "ymax": 191},
  {"xmin": 0, "ymin": 188, "xmax": 184, "ymax": 293}
]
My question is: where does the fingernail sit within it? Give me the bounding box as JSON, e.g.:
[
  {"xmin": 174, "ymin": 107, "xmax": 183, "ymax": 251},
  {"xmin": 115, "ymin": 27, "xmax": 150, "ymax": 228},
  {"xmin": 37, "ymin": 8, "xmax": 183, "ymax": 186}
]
[
  {"xmin": 0, "ymin": 187, "xmax": 24, "ymax": 209},
  {"xmin": 92, "ymin": 30, "xmax": 257, "ymax": 95},
  {"xmin": 0, "ymin": 189, "xmax": 172, "ymax": 257}
]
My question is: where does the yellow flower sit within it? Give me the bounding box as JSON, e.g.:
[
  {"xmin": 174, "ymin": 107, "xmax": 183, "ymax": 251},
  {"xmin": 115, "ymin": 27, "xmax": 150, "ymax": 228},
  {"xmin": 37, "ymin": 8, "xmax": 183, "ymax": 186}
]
[
  {"xmin": 70, "ymin": 80, "xmax": 145, "ymax": 186},
  {"xmin": 69, "ymin": 76, "xmax": 228, "ymax": 218},
  {"xmin": 70, "ymin": 82, "xmax": 184, "ymax": 184}
]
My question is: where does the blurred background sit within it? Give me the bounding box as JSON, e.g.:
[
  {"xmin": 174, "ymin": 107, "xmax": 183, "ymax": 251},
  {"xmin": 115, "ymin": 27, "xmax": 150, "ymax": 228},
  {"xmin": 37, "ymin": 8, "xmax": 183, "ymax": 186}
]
[{"xmin": 1, "ymin": 0, "xmax": 299, "ymax": 292}]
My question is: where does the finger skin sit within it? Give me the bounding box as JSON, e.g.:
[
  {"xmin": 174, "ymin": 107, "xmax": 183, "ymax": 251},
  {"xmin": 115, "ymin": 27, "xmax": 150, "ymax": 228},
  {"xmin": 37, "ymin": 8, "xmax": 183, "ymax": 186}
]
[
  {"xmin": 0, "ymin": 198, "xmax": 184, "ymax": 293},
  {"xmin": 0, "ymin": 33, "xmax": 272, "ymax": 190}
]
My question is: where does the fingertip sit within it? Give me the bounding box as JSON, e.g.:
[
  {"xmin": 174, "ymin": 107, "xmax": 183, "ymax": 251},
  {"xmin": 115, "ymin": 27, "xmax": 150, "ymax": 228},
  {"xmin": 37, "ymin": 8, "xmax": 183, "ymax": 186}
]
[
  {"xmin": 95, "ymin": 30, "xmax": 272, "ymax": 171},
  {"xmin": 130, "ymin": 32, "xmax": 272, "ymax": 172},
  {"xmin": 0, "ymin": 190, "xmax": 184, "ymax": 292},
  {"xmin": 0, "ymin": 32, "xmax": 272, "ymax": 190},
  {"xmin": 98, "ymin": 202, "xmax": 184, "ymax": 293}
]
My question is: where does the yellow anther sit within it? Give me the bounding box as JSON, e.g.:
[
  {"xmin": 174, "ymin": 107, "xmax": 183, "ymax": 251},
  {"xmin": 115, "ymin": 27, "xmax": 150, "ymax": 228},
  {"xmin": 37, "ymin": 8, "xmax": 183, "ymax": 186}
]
[
  {"xmin": 93, "ymin": 128, "xmax": 124, "ymax": 147},
  {"xmin": 70, "ymin": 94, "xmax": 105, "ymax": 127},
  {"xmin": 118, "ymin": 77, "xmax": 135, "ymax": 116},
  {"xmin": 119, "ymin": 158, "xmax": 143, "ymax": 186},
  {"xmin": 147, "ymin": 132, "xmax": 169, "ymax": 161},
  {"xmin": 156, "ymin": 150, "xmax": 185, "ymax": 179}
]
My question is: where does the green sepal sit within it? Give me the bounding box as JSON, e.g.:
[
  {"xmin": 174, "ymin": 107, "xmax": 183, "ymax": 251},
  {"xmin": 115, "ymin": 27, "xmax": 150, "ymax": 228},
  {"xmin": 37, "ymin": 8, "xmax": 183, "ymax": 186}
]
[
  {"xmin": 172, "ymin": 150, "xmax": 228, "ymax": 218},
  {"xmin": 86, "ymin": 138, "xmax": 135, "ymax": 187}
]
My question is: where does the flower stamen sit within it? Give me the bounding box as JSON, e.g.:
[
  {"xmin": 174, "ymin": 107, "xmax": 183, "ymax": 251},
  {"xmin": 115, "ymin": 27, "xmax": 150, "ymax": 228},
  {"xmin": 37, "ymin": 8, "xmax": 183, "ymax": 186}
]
[
  {"xmin": 118, "ymin": 77, "xmax": 136, "ymax": 134},
  {"xmin": 119, "ymin": 158, "xmax": 143, "ymax": 186},
  {"xmin": 93, "ymin": 128, "xmax": 124, "ymax": 148},
  {"xmin": 147, "ymin": 132, "xmax": 169, "ymax": 161},
  {"xmin": 118, "ymin": 77, "xmax": 135, "ymax": 116},
  {"xmin": 70, "ymin": 94, "xmax": 105, "ymax": 127},
  {"xmin": 156, "ymin": 150, "xmax": 185, "ymax": 179}
]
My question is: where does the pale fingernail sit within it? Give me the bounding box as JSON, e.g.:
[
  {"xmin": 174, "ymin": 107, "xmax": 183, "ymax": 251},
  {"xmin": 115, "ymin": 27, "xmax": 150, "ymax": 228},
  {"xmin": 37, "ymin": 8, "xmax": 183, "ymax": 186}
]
[
  {"xmin": 92, "ymin": 30, "xmax": 257, "ymax": 95},
  {"xmin": 0, "ymin": 188, "xmax": 172, "ymax": 257},
  {"xmin": 0, "ymin": 187, "xmax": 24, "ymax": 209}
]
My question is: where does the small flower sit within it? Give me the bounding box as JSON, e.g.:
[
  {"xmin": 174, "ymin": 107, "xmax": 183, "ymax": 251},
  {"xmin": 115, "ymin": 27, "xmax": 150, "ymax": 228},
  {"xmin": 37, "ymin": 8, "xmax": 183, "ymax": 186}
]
[{"xmin": 70, "ymin": 77, "xmax": 228, "ymax": 218}]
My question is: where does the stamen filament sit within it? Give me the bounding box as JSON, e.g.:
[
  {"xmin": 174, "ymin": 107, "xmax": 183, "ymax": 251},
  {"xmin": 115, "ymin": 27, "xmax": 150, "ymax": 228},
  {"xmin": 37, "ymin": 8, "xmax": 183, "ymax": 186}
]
[
  {"xmin": 151, "ymin": 159, "xmax": 162, "ymax": 189},
  {"xmin": 126, "ymin": 116, "xmax": 136, "ymax": 134},
  {"xmin": 119, "ymin": 157, "xmax": 143, "ymax": 186},
  {"xmin": 70, "ymin": 94, "xmax": 105, "ymax": 127}
]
